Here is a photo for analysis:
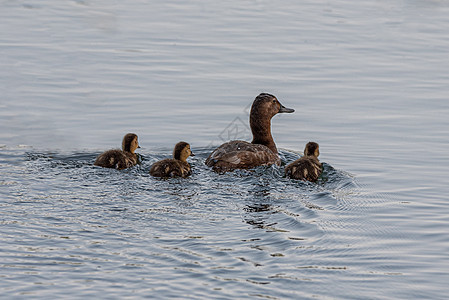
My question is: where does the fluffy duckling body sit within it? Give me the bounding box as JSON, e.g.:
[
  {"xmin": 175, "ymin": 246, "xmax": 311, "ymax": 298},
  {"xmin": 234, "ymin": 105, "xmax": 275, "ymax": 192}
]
[
  {"xmin": 285, "ymin": 142, "xmax": 322, "ymax": 182},
  {"xmin": 150, "ymin": 142, "xmax": 194, "ymax": 178},
  {"xmin": 205, "ymin": 93, "xmax": 294, "ymax": 172},
  {"xmin": 94, "ymin": 133, "xmax": 140, "ymax": 170}
]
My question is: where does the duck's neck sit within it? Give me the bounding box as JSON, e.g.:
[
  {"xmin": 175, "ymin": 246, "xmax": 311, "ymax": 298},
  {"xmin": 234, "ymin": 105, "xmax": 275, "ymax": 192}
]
[
  {"xmin": 250, "ymin": 115, "xmax": 277, "ymax": 154},
  {"xmin": 123, "ymin": 147, "xmax": 137, "ymax": 157},
  {"xmin": 174, "ymin": 153, "xmax": 188, "ymax": 162},
  {"xmin": 122, "ymin": 143, "xmax": 131, "ymax": 153}
]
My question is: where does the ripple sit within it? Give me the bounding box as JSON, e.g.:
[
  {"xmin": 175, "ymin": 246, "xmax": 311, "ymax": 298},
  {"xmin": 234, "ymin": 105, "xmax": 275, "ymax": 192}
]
[{"xmin": 0, "ymin": 142, "xmax": 436, "ymax": 299}]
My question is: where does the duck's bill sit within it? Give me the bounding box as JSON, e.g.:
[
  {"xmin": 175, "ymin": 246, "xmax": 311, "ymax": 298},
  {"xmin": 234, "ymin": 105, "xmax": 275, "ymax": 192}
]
[
  {"xmin": 279, "ymin": 105, "xmax": 295, "ymax": 113},
  {"xmin": 190, "ymin": 152, "xmax": 195, "ymax": 156}
]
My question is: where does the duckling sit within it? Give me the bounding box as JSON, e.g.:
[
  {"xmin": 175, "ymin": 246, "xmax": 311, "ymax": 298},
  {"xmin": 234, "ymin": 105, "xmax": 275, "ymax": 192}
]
[
  {"xmin": 285, "ymin": 142, "xmax": 322, "ymax": 182},
  {"xmin": 150, "ymin": 142, "xmax": 195, "ymax": 178},
  {"xmin": 94, "ymin": 133, "xmax": 140, "ymax": 170},
  {"xmin": 205, "ymin": 93, "xmax": 294, "ymax": 172}
]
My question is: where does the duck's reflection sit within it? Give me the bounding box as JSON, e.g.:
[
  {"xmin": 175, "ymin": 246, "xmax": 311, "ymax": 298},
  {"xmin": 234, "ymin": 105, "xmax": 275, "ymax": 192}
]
[{"xmin": 242, "ymin": 184, "xmax": 278, "ymax": 231}]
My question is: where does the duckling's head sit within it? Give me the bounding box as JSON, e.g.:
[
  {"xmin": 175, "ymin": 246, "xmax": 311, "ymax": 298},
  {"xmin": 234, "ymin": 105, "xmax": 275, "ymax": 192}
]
[
  {"xmin": 122, "ymin": 133, "xmax": 140, "ymax": 153},
  {"xmin": 250, "ymin": 93, "xmax": 295, "ymax": 120},
  {"xmin": 173, "ymin": 141, "xmax": 195, "ymax": 161},
  {"xmin": 304, "ymin": 142, "xmax": 319, "ymax": 157}
]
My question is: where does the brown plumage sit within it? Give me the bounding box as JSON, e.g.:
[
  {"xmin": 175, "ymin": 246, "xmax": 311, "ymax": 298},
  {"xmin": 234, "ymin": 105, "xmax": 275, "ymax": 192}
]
[
  {"xmin": 285, "ymin": 142, "xmax": 322, "ymax": 182},
  {"xmin": 94, "ymin": 133, "xmax": 140, "ymax": 170},
  {"xmin": 205, "ymin": 93, "xmax": 294, "ymax": 172},
  {"xmin": 150, "ymin": 142, "xmax": 194, "ymax": 178}
]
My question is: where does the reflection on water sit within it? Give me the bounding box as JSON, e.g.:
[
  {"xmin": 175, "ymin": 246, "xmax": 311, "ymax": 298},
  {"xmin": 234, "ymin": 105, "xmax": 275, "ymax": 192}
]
[
  {"xmin": 1, "ymin": 143, "xmax": 448, "ymax": 298},
  {"xmin": 0, "ymin": 147, "xmax": 357, "ymax": 298}
]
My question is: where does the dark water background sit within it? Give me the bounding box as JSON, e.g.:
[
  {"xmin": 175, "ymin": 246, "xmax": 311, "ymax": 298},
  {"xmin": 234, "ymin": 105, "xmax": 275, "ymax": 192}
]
[{"xmin": 1, "ymin": 0, "xmax": 449, "ymax": 298}]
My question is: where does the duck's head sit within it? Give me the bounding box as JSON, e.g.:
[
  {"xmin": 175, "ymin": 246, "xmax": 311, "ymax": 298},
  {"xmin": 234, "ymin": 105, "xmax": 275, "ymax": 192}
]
[
  {"xmin": 250, "ymin": 93, "xmax": 294, "ymax": 120},
  {"xmin": 304, "ymin": 142, "xmax": 319, "ymax": 157},
  {"xmin": 122, "ymin": 133, "xmax": 140, "ymax": 153},
  {"xmin": 173, "ymin": 141, "xmax": 195, "ymax": 161}
]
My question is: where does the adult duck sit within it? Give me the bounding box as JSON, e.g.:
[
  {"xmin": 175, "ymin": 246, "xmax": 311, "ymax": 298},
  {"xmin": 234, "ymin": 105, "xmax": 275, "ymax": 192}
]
[
  {"xmin": 205, "ymin": 93, "xmax": 294, "ymax": 172},
  {"xmin": 94, "ymin": 133, "xmax": 140, "ymax": 170}
]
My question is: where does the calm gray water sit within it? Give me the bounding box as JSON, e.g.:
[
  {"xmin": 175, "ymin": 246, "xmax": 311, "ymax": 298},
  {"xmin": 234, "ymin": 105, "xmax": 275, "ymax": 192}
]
[{"xmin": 1, "ymin": 0, "xmax": 449, "ymax": 299}]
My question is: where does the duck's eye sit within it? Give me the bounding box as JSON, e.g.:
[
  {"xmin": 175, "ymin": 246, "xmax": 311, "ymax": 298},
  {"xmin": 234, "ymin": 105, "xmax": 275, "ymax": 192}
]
[{"xmin": 272, "ymin": 100, "xmax": 276, "ymax": 103}]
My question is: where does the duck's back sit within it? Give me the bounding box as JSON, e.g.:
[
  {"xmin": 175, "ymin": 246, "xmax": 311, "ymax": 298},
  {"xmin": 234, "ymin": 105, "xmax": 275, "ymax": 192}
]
[
  {"xmin": 205, "ymin": 141, "xmax": 280, "ymax": 172},
  {"xmin": 94, "ymin": 149, "xmax": 137, "ymax": 170},
  {"xmin": 150, "ymin": 159, "xmax": 191, "ymax": 178},
  {"xmin": 285, "ymin": 156, "xmax": 322, "ymax": 182}
]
